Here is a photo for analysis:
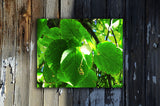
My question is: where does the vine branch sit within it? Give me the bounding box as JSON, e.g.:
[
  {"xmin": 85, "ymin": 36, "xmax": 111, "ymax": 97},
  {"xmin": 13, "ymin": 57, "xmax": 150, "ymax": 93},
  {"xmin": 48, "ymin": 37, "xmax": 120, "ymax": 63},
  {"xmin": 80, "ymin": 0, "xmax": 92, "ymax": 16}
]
[
  {"xmin": 79, "ymin": 20, "xmax": 100, "ymax": 44},
  {"xmin": 111, "ymin": 29, "xmax": 118, "ymax": 46}
]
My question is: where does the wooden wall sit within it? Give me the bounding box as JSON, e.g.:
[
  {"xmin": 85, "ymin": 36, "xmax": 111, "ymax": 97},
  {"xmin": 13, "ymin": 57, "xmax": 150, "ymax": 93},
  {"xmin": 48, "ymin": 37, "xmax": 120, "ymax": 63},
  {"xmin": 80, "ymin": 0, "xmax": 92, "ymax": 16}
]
[{"xmin": 0, "ymin": 0, "xmax": 160, "ymax": 106}]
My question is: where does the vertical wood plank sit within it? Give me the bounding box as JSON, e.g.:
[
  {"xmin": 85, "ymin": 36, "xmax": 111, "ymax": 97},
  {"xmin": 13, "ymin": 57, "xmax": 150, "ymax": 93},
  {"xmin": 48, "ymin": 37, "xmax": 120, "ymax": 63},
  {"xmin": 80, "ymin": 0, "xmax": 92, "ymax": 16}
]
[
  {"xmin": 44, "ymin": 89, "xmax": 59, "ymax": 106},
  {"xmin": 0, "ymin": 0, "xmax": 18, "ymax": 105},
  {"xmin": 29, "ymin": 0, "xmax": 45, "ymax": 105},
  {"xmin": 46, "ymin": 0, "xmax": 60, "ymax": 18},
  {"xmin": 125, "ymin": 0, "xmax": 146, "ymax": 105},
  {"xmin": 105, "ymin": 89, "xmax": 122, "ymax": 106},
  {"xmin": 91, "ymin": 0, "xmax": 106, "ymax": 18},
  {"xmin": 43, "ymin": 0, "xmax": 59, "ymax": 106},
  {"xmin": 74, "ymin": 0, "xmax": 91, "ymax": 18},
  {"xmin": 61, "ymin": 0, "xmax": 75, "ymax": 18},
  {"xmin": 146, "ymin": 0, "xmax": 160, "ymax": 105},
  {"xmin": 0, "ymin": 0, "xmax": 2, "ymax": 82},
  {"xmin": 89, "ymin": 88, "xmax": 105, "ymax": 106},
  {"xmin": 0, "ymin": 0, "xmax": 2, "ymax": 49},
  {"xmin": 14, "ymin": 0, "xmax": 32, "ymax": 105},
  {"xmin": 73, "ymin": 88, "xmax": 90, "ymax": 106},
  {"xmin": 106, "ymin": 0, "xmax": 124, "ymax": 18}
]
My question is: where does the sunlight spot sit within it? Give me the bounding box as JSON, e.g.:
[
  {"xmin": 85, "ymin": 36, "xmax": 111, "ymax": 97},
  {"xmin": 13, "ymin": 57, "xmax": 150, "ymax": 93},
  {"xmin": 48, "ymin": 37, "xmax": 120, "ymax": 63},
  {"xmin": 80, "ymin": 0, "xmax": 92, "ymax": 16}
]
[
  {"xmin": 80, "ymin": 45, "xmax": 91, "ymax": 55},
  {"xmin": 67, "ymin": 82, "xmax": 73, "ymax": 86},
  {"xmin": 105, "ymin": 23, "xmax": 109, "ymax": 28},
  {"xmin": 37, "ymin": 74, "xmax": 43, "ymax": 80},
  {"xmin": 60, "ymin": 49, "xmax": 71, "ymax": 63}
]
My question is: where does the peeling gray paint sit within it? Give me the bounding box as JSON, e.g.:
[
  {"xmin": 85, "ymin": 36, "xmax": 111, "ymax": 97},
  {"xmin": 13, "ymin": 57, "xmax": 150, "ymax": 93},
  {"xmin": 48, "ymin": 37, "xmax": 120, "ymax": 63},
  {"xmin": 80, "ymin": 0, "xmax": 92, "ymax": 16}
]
[
  {"xmin": 134, "ymin": 62, "xmax": 137, "ymax": 69},
  {"xmin": 0, "ymin": 57, "xmax": 17, "ymax": 105},
  {"xmin": 152, "ymin": 76, "xmax": 157, "ymax": 84},
  {"xmin": 89, "ymin": 89, "xmax": 105, "ymax": 106},
  {"xmin": 153, "ymin": 43, "xmax": 158, "ymax": 48},
  {"xmin": 57, "ymin": 88, "xmax": 63, "ymax": 95},
  {"xmin": 147, "ymin": 22, "xmax": 151, "ymax": 45},
  {"xmin": 8, "ymin": 57, "xmax": 16, "ymax": 84},
  {"xmin": 30, "ymin": 41, "xmax": 34, "ymax": 71},
  {"xmin": 125, "ymin": 55, "xmax": 129, "ymax": 71},
  {"xmin": 133, "ymin": 72, "xmax": 136, "ymax": 80},
  {"xmin": 147, "ymin": 72, "xmax": 150, "ymax": 80},
  {"xmin": 105, "ymin": 89, "xmax": 121, "ymax": 106}
]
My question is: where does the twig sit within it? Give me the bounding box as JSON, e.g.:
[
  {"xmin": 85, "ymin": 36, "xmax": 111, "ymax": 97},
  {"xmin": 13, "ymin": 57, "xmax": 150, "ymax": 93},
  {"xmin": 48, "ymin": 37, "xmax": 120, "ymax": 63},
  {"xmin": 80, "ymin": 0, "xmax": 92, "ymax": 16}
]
[
  {"xmin": 111, "ymin": 29, "xmax": 118, "ymax": 46},
  {"xmin": 79, "ymin": 20, "xmax": 100, "ymax": 44}
]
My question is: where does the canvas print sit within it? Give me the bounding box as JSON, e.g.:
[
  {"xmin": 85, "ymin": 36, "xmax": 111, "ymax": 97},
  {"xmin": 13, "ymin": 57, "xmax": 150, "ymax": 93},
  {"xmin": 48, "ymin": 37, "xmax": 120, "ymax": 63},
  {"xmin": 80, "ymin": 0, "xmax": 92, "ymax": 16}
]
[{"xmin": 37, "ymin": 19, "xmax": 123, "ymax": 88}]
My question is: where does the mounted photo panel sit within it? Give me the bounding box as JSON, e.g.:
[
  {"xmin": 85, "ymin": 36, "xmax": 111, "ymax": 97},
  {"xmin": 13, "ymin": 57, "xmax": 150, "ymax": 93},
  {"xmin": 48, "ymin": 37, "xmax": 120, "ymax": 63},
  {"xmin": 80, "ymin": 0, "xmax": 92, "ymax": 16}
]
[{"xmin": 37, "ymin": 19, "xmax": 123, "ymax": 88}]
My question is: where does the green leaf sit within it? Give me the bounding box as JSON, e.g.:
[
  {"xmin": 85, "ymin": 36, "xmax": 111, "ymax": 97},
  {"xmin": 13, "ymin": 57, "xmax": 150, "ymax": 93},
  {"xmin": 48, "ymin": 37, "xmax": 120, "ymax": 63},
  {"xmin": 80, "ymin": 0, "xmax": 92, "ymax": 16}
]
[
  {"xmin": 60, "ymin": 19, "xmax": 92, "ymax": 48},
  {"xmin": 44, "ymin": 27, "xmax": 62, "ymax": 40},
  {"xmin": 43, "ymin": 64, "xmax": 56, "ymax": 83},
  {"xmin": 60, "ymin": 19, "xmax": 83, "ymax": 40},
  {"xmin": 45, "ymin": 39, "xmax": 68, "ymax": 70},
  {"xmin": 57, "ymin": 47, "xmax": 93, "ymax": 86},
  {"xmin": 75, "ymin": 70, "xmax": 97, "ymax": 88},
  {"xmin": 94, "ymin": 41, "xmax": 123, "ymax": 74}
]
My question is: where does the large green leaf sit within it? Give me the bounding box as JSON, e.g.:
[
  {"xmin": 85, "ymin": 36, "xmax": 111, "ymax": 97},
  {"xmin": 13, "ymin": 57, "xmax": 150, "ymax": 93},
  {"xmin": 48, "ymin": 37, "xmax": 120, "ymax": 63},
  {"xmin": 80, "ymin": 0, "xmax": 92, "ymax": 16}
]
[
  {"xmin": 74, "ymin": 69, "xmax": 97, "ymax": 88},
  {"xmin": 44, "ymin": 27, "xmax": 62, "ymax": 40},
  {"xmin": 45, "ymin": 39, "xmax": 68, "ymax": 71},
  {"xmin": 60, "ymin": 19, "xmax": 92, "ymax": 48},
  {"xmin": 60, "ymin": 19, "xmax": 83, "ymax": 40},
  {"xmin": 57, "ymin": 47, "xmax": 94, "ymax": 86},
  {"xmin": 94, "ymin": 41, "xmax": 123, "ymax": 74},
  {"xmin": 43, "ymin": 64, "xmax": 56, "ymax": 83}
]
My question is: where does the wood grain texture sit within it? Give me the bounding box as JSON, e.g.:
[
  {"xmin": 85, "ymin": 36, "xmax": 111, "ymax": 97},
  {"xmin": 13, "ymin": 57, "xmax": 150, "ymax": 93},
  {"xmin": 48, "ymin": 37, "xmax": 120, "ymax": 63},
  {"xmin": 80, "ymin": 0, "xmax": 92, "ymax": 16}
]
[
  {"xmin": 29, "ymin": 0, "xmax": 44, "ymax": 106},
  {"xmin": 0, "ymin": 0, "xmax": 160, "ymax": 106},
  {"xmin": 61, "ymin": 0, "xmax": 75, "ymax": 18},
  {"xmin": 146, "ymin": 0, "xmax": 160, "ymax": 105},
  {"xmin": 125, "ymin": 0, "xmax": 146, "ymax": 105}
]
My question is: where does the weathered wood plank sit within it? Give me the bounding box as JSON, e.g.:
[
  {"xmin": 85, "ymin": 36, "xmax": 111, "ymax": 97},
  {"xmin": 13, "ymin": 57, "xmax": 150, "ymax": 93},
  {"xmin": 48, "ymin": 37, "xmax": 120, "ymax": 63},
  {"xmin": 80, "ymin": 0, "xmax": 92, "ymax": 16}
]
[
  {"xmin": 61, "ymin": 0, "xmax": 74, "ymax": 18},
  {"xmin": 0, "ymin": 0, "xmax": 2, "ymax": 83},
  {"xmin": 105, "ymin": 89, "xmax": 122, "ymax": 106},
  {"xmin": 89, "ymin": 88, "xmax": 105, "ymax": 106},
  {"xmin": 91, "ymin": 0, "xmax": 106, "ymax": 18},
  {"xmin": 125, "ymin": 0, "xmax": 146, "ymax": 105},
  {"xmin": 146, "ymin": 0, "xmax": 160, "ymax": 105},
  {"xmin": 46, "ymin": 0, "xmax": 60, "ymax": 18},
  {"xmin": 74, "ymin": 0, "xmax": 91, "ymax": 18},
  {"xmin": 73, "ymin": 89, "xmax": 90, "ymax": 106},
  {"xmin": 0, "ymin": 0, "xmax": 2, "ymax": 49},
  {"xmin": 13, "ymin": 0, "xmax": 32, "ymax": 105},
  {"xmin": 44, "ymin": 89, "xmax": 58, "ymax": 106},
  {"xmin": 43, "ymin": 0, "xmax": 59, "ymax": 106},
  {"xmin": 29, "ymin": 0, "xmax": 45, "ymax": 105},
  {"xmin": 106, "ymin": 0, "xmax": 124, "ymax": 18},
  {"xmin": 0, "ymin": 0, "xmax": 18, "ymax": 105}
]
